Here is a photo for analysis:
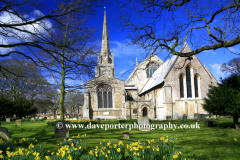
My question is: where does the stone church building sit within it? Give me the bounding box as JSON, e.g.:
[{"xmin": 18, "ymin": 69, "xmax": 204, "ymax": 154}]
[{"xmin": 82, "ymin": 11, "xmax": 217, "ymax": 120}]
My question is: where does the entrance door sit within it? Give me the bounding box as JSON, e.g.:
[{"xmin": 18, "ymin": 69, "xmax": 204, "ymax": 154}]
[{"xmin": 143, "ymin": 108, "xmax": 147, "ymax": 116}]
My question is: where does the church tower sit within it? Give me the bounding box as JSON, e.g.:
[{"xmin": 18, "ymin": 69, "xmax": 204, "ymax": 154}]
[{"xmin": 95, "ymin": 11, "xmax": 115, "ymax": 77}]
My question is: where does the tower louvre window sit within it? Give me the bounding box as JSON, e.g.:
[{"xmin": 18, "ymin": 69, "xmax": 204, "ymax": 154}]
[
  {"xmin": 98, "ymin": 84, "xmax": 113, "ymax": 108},
  {"xmin": 186, "ymin": 66, "xmax": 192, "ymax": 98},
  {"xmin": 146, "ymin": 62, "xmax": 159, "ymax": 78}
]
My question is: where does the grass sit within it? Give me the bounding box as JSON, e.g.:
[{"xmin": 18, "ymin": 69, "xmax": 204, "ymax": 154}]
[{"xmin": 1, "ymin": 118, "xmax": 240, "ymax": 159}]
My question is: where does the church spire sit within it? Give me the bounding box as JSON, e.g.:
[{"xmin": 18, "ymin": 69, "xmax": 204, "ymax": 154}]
[
  {"xmin": 100, "ymin": 10, "xmax": 111, "ymax": 58},
  {"xmin": 95, "ymin": 9, "xmax": 115, "ymax": 78}
]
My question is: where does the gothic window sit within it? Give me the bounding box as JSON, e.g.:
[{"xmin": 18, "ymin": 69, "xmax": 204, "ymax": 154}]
[
  {"xmin": 98, "ymin": 84, "xmax": 112, "ymax": 108},
  {"xmin": 180, "ymin": 75, "xmax": 184, "ymax": 98},
  {"xmin": 146, "ymin": 62, "xmax": 159, "ymax": 78},
  {"xmin": 194, "ymin": 75, "xmax": 199, "ymax": 98},
  {"xmin": 186, "ymin": 66, "xmax": 192, "ymax": 98}
]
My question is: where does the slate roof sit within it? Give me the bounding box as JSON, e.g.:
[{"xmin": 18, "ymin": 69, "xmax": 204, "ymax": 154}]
[
  {"xmin": 139, "ymin": 55, "xmax": 178, "ymax": 95},
  {"xmin": 138, "ymin": 42, "xmax": 191, "ymax": 95}
]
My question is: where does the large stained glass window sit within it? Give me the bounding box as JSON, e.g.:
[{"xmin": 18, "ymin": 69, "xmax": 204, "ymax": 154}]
[
  {"xmin": 180, "ymin": 75, "xmax": 184, "ymax": 98},
  {"xmin": 194, "ymin": 75, "xmax": 199, "ymax": 98},
  {"xmin": 186, "ymin": 66, "xmax": 192, "ymax": 98},
  {"xmin": 98, "ymin": 84, "xmax": 112, "ymax": 108}
]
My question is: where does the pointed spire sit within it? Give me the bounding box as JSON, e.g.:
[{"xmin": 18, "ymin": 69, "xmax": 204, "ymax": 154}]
[
  {"xmin": 180, "ymin": 41, "xmax": 192, "ymax": 53},
  {"xmin": 100, "ymin": 9, "xmax": 111, "ymax": 58},
  {"xmin": 135, "ymin": 57, "xmax": 138, "ymax": 66}
]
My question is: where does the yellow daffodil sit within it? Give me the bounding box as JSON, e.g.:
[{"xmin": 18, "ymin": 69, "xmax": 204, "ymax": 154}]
[
  {"xmin": 173, "ymin": 154, "xmax": 178, "ymax": 159},
  {"xmin": 89, "ymin": 150, "xmax": 94, "ymax": 155}
]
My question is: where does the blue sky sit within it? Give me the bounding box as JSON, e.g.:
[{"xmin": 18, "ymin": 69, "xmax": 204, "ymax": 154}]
[
  {"xmin": 0, "ymin": 0, "xmax": 238, "ymax": 86},
  {"xmin": 87, "ymin": 1, "xmax": 239, "ymax": 82}
]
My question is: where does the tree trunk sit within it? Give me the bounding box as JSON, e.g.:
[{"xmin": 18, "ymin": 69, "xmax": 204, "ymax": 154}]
[
  {"xmin": 233, "ymin": 116, "xmax": 239, "ymax": 129},
  {"xmin": 59, "ymin": 52, "xmax": 65, "ymax": 121}
]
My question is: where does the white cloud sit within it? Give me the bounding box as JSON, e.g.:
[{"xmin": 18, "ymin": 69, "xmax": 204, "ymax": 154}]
[
  {"xmin": 0, "ymin": 10, "xmax": 52, "ymax": 55},
  {"xmin": 209, "ymin": 63, "xmax": 227, "ymax": 80},
  {"xmin": 202, "ymin": 50, "xmax": 216, "ymax": 55},
  {"xmin": 110, "ymin": 40, "xmax": 146, "ymax": 57},
  {"xmin": 227, "ymin": 47, "xmax": 240, "ymax": 53},
  {"xmin": 119, "ymin": 69, "xmax": 127, "ymax": 75}
]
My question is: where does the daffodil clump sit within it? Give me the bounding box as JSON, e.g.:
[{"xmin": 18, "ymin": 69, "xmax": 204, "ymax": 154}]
[
  {"xmin": 0, "ymin": 138, "xmax": 16, "ymax": 156},
  {"xmin": 19, "ymin": 138, "xmax": 37, "ymax": 148},
  {"xmin": 85, "ymin": 139, "xmax": 125, "ymax": 160},
  {"xmin": 86, "ymin": 136, "xmax": 183, "ymax": 160},
  {"xmin": 0, "ymin": 134, "xmax": 88, "ymax": 160},
  {"xmin": 1, "ymin": 145, "xmax": 48, "ymax": 160},
  {"xmin": 58, "ymin": 134, "xmax": 87, "ymax": 147}
]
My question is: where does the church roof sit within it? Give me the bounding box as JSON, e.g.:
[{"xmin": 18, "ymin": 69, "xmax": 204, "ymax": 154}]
[
  {"xmin": 139, "ymin": 55, "xmax": 178, "ymax": 95},
  {"xmin": 124, "ymin": 54, "xmax": 163, "ymax": 84}
]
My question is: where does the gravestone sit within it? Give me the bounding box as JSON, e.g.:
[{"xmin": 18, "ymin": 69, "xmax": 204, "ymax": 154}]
[
  {"xmin": 31, "ymin": 117, "xmax": 35, "ymax": 121},
  {"xmin": 166, "ymin": 116, "xmax": 172, "ymax": 120},
  {"xmin": 54, "ymin": 121, "xmax": 69, "ymax": 138},
  {"xmin": 6, "ymin": 118, "xmax": 10, "ymax": 122},
  {"xmin": 194, "ymin": 113, "xmax": 199, "ymax": 121},
  {"xmin": 35, "ymin": 117, "xmax": 38, "ymax": 119},
  {"xmin": 182, "ymin": 114, "xmax": 187, "ymax": 121},
  {"xmin": 50, "ymin": 116, "xmax": 54, "ymax": 119},
  {"xmin": 0, "ymin": 127, "xmax": 11, "ymax": 141},
  {"xmin": 22, "ymin": 117, "xmax": 24, "ymax": 119},
  {"xmin": 15, "ymin": 119, "xmax": 22, "ymax": 125},
  {"xmin": 57, "ymin": 115, "xmax": 60, "ymax": 119},
  {"xmin": 96, "ymin": 118, "xmax": 101, "ymax": 123},
  {"xmin": 123, "ymin": 132, "xmax": 129, "ymax": 139},
  {"xmin": 207, "ymin": 121, "xmax": 214, "ymax": 127},
  {"xmin": 198, "ymin": 114, "xmax": 206, "ymax": 121},
  {"xmin": 138, "ymin": 117, "xmax": 150, "ymax": 131}
]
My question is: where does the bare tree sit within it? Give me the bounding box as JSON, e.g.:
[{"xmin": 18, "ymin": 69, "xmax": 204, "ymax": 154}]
[
  {"xmin": 221, "ymin": 57, "xmax": 240, "ymax": 75},
  {"xmin": 117, "ymin": 0, "xmax": 240, "ymax": 57},
  {"xmin": 37, "ymin": 1, "xmax": 97, "ymax": 121},
  {"xmin": 65, "ymin": 90, "xmax": 84, "ymax": 117},
  {"xmin": 0, "ymin": 0, "xmax": 100, "ymax": 72},
  {"xmin": 0, "ymin": 58, "xmax": 51, "ymax": 101}
]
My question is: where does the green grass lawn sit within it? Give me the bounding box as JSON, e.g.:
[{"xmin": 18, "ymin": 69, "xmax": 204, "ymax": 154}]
[{"xmin": 1, "ymin": 118, "xmax": 240, "ymax": 159}]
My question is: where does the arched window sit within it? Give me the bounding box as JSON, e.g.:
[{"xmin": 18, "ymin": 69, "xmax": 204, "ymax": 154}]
[
  {"xmin": 179, "ymin": 75, "xmax": 184, "ymax": 98},
  {"xmin": 146, "ymin": 62, "xmax": 159, "ymax": 78},
  {"xmin": 186, "ymin": 66, "xmax": 192, "ymax": 98},
  {"xmin": 194, "ymin": 75, "xmax": 199, "ymax": 98},
  {"xmin": 98, "ymin": 84, "xmax": 112, "ymax": 108}
]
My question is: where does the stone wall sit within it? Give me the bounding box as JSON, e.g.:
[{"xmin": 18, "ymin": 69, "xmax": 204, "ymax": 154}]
[{"xmin": 83, "ymin": 74, "xmax": 125, "ymax": 119}]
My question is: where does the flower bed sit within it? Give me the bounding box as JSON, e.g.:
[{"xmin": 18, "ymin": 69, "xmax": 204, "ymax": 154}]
[{"xmin": 0, "ymin": 135, "xmax": 184, "ymax": 160}]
